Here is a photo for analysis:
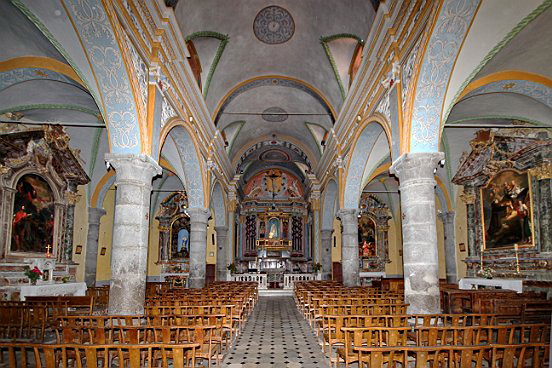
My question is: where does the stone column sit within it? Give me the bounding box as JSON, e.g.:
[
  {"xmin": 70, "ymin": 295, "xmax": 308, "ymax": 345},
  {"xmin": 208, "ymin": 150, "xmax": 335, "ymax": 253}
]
[
  {"xmin": 63, "ymin": 183, "xmax": 79, "ymax": 262},
  {"xmin": 157, "ymin": 216, "xmax": 171, "ymax": 262},
  {"xmin": 84, "ymin": 207, "xmax": 106, "ymax": 287},
  {"xmin": 226, "ymin": 197, "xmax": 237, "ymax": 267},
  {"xmin": 105, "ymin": 154, "xmax": 161, "ymax": 315},
  {"xmin": 438, "ymin": 211, "xmax": 457, "ymax": 284},
  {"xmin": 390, "ymin": 152, "xmax": 443, "ymax": 314},
  {"xmin": 320, "ymin": 229, "xmax": 333, "ymax": 279},
  {"xmin": 215, "ymin": 226, "xmax": 228, "ymax": 281},
  {"xmin": 338, "ymin": 208, "xmax": 360, "ymax": 287},
  {"xmin": 188, "ymin": 207, "xmax": 210, "ymax": 288}
]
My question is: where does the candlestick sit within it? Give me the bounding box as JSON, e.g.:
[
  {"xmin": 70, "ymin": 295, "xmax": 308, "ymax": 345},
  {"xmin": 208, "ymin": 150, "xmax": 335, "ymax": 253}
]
[
  {"xmin": 514, "ymin": 243, "xmax": 520, "ymax": 274},
  {"xmin": 480, "ymin": 249, "xmax": 484, "ymax": 272}
]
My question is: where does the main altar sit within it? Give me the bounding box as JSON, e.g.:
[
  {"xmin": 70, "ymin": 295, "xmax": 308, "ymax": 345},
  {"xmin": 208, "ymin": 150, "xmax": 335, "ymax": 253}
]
[{"xmin": 235, "ymin": 169, "xmax": 314, "ymax": 288}]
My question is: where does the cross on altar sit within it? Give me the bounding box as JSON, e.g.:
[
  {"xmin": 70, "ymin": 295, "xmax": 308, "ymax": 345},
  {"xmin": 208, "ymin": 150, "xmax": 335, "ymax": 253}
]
[{"xmin": 45, "ymin": 244, "xmax": 52, "ymax": 258}]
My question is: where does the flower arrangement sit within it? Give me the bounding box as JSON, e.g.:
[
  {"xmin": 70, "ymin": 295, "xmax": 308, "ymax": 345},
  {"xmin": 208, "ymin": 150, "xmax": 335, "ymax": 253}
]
[
  {"xmin": 312, "ymin": 262, "xmax": 322, "ymax": 272},
  {"xmin": 62, "ymin": 275, "xmax": 71, "ymax": 283},
  {"xmin": 477, "ymin": 267, "xmax": 494, "ymax": 279},
  {"xmin": 24, "ymin": 266, "xmax": 42, "ymax": 285},
  {"xmin": 227, "ymin": 263, "xmax": 237, "ymax": 274}
]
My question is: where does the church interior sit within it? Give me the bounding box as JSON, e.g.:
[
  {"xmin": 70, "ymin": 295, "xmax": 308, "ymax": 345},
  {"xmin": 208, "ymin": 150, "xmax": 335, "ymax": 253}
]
[{"xmin": 0, "ymin": 0, "xmax": 551, "ymax": 366}]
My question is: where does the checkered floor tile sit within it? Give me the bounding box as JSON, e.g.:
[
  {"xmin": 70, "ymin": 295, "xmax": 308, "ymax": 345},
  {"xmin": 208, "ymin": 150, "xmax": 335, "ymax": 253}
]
[{"xmin": 222, "ymin": 296, "xmax": 329, "ymax": 368}]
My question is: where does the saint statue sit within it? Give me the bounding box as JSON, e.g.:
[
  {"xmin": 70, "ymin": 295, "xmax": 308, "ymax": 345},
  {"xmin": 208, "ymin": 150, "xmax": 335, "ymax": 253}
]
[{"xmin": 268, "ymin": 223, "xmax": 278, "ymax": 239}]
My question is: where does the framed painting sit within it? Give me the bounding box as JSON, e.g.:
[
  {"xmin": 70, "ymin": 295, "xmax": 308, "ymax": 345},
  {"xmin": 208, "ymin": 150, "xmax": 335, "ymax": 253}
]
[
  {"xmin": 11, "ymin": 174, "xmax": 55, "ymax": 254},
  {"xmin": 358, "ymin": 214, "xmax": 377, "ymax": 257},
  {"xmin": 170, "ymin": 215, "xmax": 191, "ymax": 259},
  {"xmin": 481, "ymin": 169, "xmax": 534, "ymax": 250}
]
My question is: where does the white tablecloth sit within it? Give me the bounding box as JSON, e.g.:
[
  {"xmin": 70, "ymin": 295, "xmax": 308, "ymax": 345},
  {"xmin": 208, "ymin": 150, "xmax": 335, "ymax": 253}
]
[
  {"xmin": 459, "ymin": 278, "xmax": 523, "ymax": 293},
  {"xmin": 19, "ymin": 282, "xmax": 87, "ymax": 301}
]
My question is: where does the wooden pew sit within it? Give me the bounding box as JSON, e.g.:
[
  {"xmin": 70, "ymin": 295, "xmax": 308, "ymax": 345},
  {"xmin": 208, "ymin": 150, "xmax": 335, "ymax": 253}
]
[{"xmin": 0, "ymin": 343, "xmax": 199, "ymax": 368}]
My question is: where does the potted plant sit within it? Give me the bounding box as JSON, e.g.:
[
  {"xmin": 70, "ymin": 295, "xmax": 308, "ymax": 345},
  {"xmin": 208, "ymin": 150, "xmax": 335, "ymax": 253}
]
[
  {"xmin": 477, "ymin": 267, "xmax": 494, "ymax": 279},
  {"xmin": 24, "ymin": 266, "xmax": 42, "ymax": 285},
  {"xmin": 227, "ymin": 263, "xmax": 237, "ymax": 274},
  {"xmin": 312, "ymin": 262, "xmax": 322, "ymax": 272}
]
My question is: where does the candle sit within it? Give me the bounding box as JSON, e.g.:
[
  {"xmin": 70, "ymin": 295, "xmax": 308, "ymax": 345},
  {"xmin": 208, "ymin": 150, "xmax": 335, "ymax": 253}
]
[{"xmin": 514, "ymin": 243, "xmax": 520, "ymax": 273}]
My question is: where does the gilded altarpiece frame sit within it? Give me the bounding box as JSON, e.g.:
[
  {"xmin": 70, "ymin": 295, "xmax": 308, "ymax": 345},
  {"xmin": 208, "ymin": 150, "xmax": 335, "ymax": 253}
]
[{"xmin": 453, "ymin": 129, "xmax": 551, "ymax": 281}]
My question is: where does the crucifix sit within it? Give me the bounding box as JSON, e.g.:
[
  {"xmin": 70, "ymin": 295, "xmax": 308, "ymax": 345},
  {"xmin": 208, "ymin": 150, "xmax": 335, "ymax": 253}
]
[{"xmin": 45, "ymin": 244, "xmax": 52, "ymax": 258}]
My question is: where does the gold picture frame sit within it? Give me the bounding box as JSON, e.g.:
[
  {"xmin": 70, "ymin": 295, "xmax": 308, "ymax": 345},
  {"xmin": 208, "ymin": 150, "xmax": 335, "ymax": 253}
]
[{"xmin": 480, "ymin": 170, "xmax": 535, "ymax": 250}]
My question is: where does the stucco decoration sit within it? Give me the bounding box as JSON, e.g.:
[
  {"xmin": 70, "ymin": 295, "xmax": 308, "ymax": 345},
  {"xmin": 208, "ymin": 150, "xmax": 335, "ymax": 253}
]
[
  {"xmin": 0, "ymin": 68, "xmax": 78, "ymax": 92},
  {"xmin": 462, "ymin": 80, "xmax": 552, "ymax": 108},
  {"xmin": 262, "ymin": 107, "xmax": 288, "ymax": 122},
  {"xmin": 161, "ymin": 96, "xmax": 176, "ymax": 129},
  {"xmin": 169, "ymin": 126, "xmax": 205, "ymax": 208},
  {"xmin": 322, "ymin": 180, "xmax": 338, "ymax": 230},
  {"xmin": 253, "ymin": 6, "xmax": 295, "ymax": 45},
  {"xmin": 410, "ymin": 0, "xmax": 481, "ymax": 152},
  {"xmin": 343, "ymin": 123, "xmax": 384, "ymax": 208},
  {"xmin": 211, "ymin": 182, "xmax": 226, "ymax": 227},
  {"xmin": 64, "ymin": 0, "xmax": 141, "ymax": 152}
]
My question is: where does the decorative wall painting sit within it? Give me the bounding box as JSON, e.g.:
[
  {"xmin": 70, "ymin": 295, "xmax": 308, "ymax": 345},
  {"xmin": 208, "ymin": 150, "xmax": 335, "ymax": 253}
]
[
  {"xmin": 358, "ymin": 214, "xmax": 377, "ymax": 257},
  {"xmin": 481, "ymin": 170, "xmax": 534, "ymax": 249},
  {"xmin": 11, "ymin": 174, "xmax": 55, "ymax": 253}
]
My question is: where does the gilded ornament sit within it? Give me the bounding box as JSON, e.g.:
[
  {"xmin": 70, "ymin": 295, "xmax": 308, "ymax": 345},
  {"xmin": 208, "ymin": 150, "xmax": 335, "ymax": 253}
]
[
  {"xmin": 459, "ymin": 190, "xmax": 475, "ymax": 204},
  {"xmin": 64, "ymin": 191, "xmax": 81, "ymax": 205},
  {"xmin": 528, "ymin": 162, "xmax": 552, "ymax": 180}
]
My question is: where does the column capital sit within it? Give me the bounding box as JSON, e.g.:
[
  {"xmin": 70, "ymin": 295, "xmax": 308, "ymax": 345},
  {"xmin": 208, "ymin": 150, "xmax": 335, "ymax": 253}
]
[
  {"xmin": 390, "ymin": 152, "xmax": 444, "ymax": 182},
  {"xmin": 105, "ymin": 153, "xmax": 162, "ymax": 184},
  {"xmin": 88, "ymin": 207, "xmax": 107, "ymax": 224},
  {"xmin": 337, "ymin": 208, "xmax": 360, "ymax": 221},
  {"xmin": 320, "ymin": 229, "xmax": 333, "ymax": 236},
  {"xmin": 215, "ymin": 225, "xmax": 229, "ymax": 233},
  {"xmin": 437, "ymin": 210, "xmax": 455, "ymax": 224},
  {"xmin": 187, "ymin": 207, "xmax": 210, "ymax": 224}
]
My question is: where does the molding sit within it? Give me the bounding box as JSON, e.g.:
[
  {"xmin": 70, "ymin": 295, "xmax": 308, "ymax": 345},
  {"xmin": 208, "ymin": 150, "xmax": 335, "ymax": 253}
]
[
  {"xmin": 185, "ymin": 31, "xmax": 229, "ymax": 98},
  {"xmin": 320, "ymin": 33, "xmax": 363, "ymax": 100},
  {"xmin": 0, "ymin": 104, "xmax": 99, "ymax": 116},
  {"xmin": 443, "ymin": 0, "xmax": 552, "ymax": 126}
]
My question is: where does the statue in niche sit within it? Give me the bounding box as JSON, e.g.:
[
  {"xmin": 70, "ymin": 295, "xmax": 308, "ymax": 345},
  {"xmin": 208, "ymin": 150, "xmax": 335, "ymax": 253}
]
[
  {"xmin": 268, "ymin": 218, "xmax": 280, "ymax": 239},
  {"xmin": 11, "ymin": 174, "xmax": 55, "ymax": 253},
  {"xmin": 171, "ymin": 216, "xmax": 190, "ymax": 259},
  {"xmin": 482, "ymin": 170, "xmax": 533, "ymax": 249}
]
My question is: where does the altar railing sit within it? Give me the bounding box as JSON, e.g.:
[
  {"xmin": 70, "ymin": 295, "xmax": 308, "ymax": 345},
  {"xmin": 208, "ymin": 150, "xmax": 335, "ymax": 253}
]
[
  {"xmin": 227, "ymin": 273, "xmax": 268, "ymax": 289},
  {"xmin": 283, "ymin": 273, "xmax": 320, "ymax": 289}
]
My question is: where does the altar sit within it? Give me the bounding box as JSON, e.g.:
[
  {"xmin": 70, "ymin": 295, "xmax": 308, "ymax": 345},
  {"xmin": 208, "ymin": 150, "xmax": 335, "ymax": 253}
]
[
  {"xmin": 459, "ymin": 277, "xmax": 523, "ymax": 293},
  {"xmin": 19, "ymin": 282, "xmax": 87, "ymax": 301}
]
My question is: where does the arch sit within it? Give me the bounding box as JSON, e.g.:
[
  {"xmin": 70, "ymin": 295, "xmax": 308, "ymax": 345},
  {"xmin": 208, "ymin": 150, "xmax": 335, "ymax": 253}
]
[
  {"xmin": 0, "ymin": 56, "xmax": 85, "ymax": 87},
  {"xmin": 322, "ymin": 180, "xmax": 338, "ymax": 230},
  {"xmin": 342, "ymin": 119, "xmax": 390, "ymax": 209},
  {"xmin": 457, "ymin": 71, "xmax": 552, "ymax": 100},
  {"xmin": 408, "ymin": 0, "xmax": 481, "ymax": 152},
  {"xmin": 90, "ymin": 171, "xmax": 116, "ymax": 209},
  {"xmin": 212, "ymin": 75, "xmax": 337, "ymax": 124},
  {"xmin": 210, "ymin": 181, "xmax": 227, "ymax": 227},
  {"xmin": 160, "ymin": 122, "xmax": 207, "ymax": 208},
  {"xmin": 13, "ymin": 0, "xmax": 143, "ymax": 154}
]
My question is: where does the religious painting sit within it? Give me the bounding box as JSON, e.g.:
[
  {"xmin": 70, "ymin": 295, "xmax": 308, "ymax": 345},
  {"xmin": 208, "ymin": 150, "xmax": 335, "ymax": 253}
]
[
  {"xmin": 11, "ymin": 174, "xmax": 55, "ymax": 254},
  {"xmin": 171, "ymin": 216, "xmax": 191, "ymax": 259},
  {"xmin": 358, "ymin": 215, "xmax": 377, "ymax": 257},
  {"xmin": 481, "ymin": 170, "xmax": 534, "ymax": 249},
  {"xmin": 267, "ymin": 218, "xmax": 280, "ymax": 239},
  {"xmin": 243, "ymin": 169, "xmax": 304, "ymax": 200}
]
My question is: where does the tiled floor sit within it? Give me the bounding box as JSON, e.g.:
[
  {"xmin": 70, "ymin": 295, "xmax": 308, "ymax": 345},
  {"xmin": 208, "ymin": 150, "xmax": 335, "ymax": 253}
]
[{"xmin": 223, "ymin": 296, "xmax": 329, "ymax": 368}]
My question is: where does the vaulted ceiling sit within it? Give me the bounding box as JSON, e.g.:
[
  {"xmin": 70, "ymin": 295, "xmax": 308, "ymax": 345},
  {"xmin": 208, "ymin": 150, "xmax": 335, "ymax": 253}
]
[{"xmin": 174, "ymin": 1, "xmax": 377, "ymax": 180}]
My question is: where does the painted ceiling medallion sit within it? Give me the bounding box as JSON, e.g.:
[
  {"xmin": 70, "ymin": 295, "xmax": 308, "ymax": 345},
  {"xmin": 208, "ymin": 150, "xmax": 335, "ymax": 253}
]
[
  {"xmin": 262, "ymin": 107, "xmax": 288, "ymax": 122},
  {"xmin": 253, "ymin": 6, "xmax": 295, "ymax": 45},
  {"xmin": 260, "ymin": 149, "xmax": 290, "ymax": 162}
]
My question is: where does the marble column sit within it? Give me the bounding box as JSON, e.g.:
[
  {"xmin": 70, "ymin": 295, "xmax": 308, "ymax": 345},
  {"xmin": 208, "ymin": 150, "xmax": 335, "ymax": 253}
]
[
  {"xmin": 460, "ymin": 186, "xmax": 477, "ymax": 257},
  {"xmin": 538, "ymin": 178, "xmax": 551, "ymax": 252},
  {"xmin": 105, "ymin": 154, "xmax": 161, "ymax": 315},
  {"xmin": 188, "ymin": 207, "xmax": 210, "ymax": 288},
  {"xmin": 157, "ymin": 216, "xmax": 171, "ymax": 262},
  {"xmin": 338, "ymin": 209, "xmax": 360, "ymax": 287},
  {"xmin": 390, "ymin": 152, "xmax": 443, "ymax": 314},
  {"xmin": 63, "ymin": 183, "xmax": 79, "ymax": 262},
  {"xmin": 215, "ymin": 226, "xmax": 229, "ymax": 281},
  {"xmin": 84, "ymin": 207, "xmax": 106, "ymax": 287},
  {"xmin": 320, "ymin": 229, "xmax": 333, "ymax": 279},
  {"xmin": 438, "ymin": 211, "xmax": 457, "ymax": 284}
]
